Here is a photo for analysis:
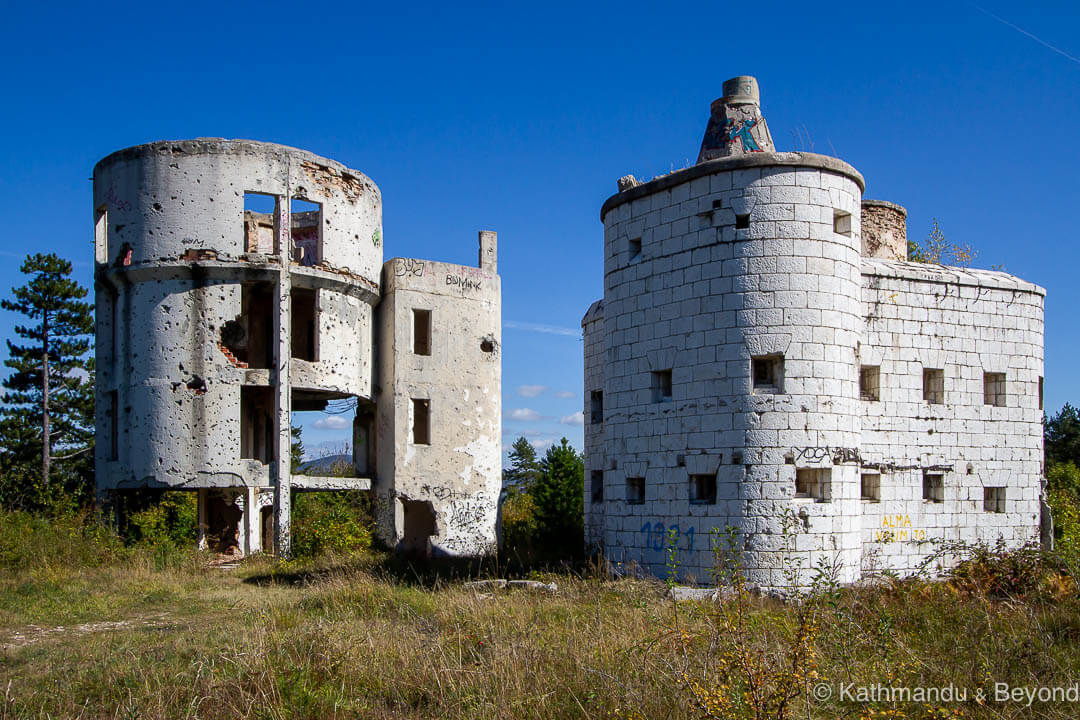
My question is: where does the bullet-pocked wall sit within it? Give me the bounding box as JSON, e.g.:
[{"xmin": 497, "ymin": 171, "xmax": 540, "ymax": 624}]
[
  {"xmin": 94, "ymin": 139, "xmax": 382, "ymax": 492},
  {"xmin": 375, "ymin": 240, "xmax": 502, "ymax": 557}
]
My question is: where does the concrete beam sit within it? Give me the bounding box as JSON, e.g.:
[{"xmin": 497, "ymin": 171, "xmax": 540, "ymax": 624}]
[{"xmin": 291, "ymin": 476, "xmax": 373, "ymax": 491}]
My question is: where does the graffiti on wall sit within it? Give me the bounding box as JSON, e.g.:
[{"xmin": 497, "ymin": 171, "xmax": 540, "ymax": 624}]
[
  {"xmin": 446, "ymin": 274, "xmax": 481, "ymax": 292},
  {"xmin": 102, "ymin": 185, "xmax": 132, "ymax": 212},
  {"xmin": 394, "ymin": 258, "xmax": 425, "ymax": 277},
  {"xmin": 640, "ymin": 520, "xmax": 697, "ymax": 553},
  {"xmin": 725, "ymin": 117, "xmax": 763, "ymax": 153},
  {"xmin": 871, "ymin": 514, "xmax": 928, "ymax": 543},
  {"xmin": 792, "ymin": 446, "xmax": 862, "ymax": 465},
  {"xmin": 372, "ymin": 484, "xmax": 494, "ymax": 551}
]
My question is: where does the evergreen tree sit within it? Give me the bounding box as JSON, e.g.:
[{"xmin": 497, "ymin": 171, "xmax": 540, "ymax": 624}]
[
  {"xmin": 532, "ymin": 437, "xmax": 584, "ymax": 559},
  {"xmin": 505, "ymin": 435, "xmax": 542, "ymax": 490},
  {"xmin": 1047, "ymin": 403, "xmax": 1080, "ymax": 468},
  {"xmin": 0, "ymin": 253, "xmax": 94, "ymax": 491},
  {"xmin": 291, "ymin": 425, "xmax": 305, "ymax": 473}
]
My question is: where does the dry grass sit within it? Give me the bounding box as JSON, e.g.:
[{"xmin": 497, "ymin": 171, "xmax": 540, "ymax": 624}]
[{"xmin": 1, "ymin": 518, "xmax": 1080, "ymax": 719}]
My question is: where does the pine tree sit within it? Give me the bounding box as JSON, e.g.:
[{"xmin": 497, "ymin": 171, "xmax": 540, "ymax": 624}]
[
  {"xmin": 1047, "ymin": 403, "xmax": 1080, "ymax": 468},
  {"xmin": 0, "ymin": 253, "xmax": 94, "ymax": 490},
  {"xmin": 532, "ymin": 437, "xmax": 584, "ymax": 559},
  {"xmin": 506, "ymin": 435, "xmax": 542, "ymax": 490}
]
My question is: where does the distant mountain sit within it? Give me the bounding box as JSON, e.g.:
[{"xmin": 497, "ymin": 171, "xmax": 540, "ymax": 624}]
[{"xmin": 297, "ymin": 454, "xmax": 351, "ymax": 475}]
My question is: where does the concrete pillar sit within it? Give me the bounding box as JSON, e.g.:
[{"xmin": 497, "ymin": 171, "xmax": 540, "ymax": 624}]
[
  {"xmin": 478, "ymin": 230, "xmax": 497, "ymax": 273},
  {"xmin": 273, "ymin": 194, "xmax": 293, "ymax": 558},
  {"xmin": 245, "ymin": 486, "xmax": 260, "ymax": 554},
  {"xmin": 196, "ymin": 488, "xmax": 208, "ymax": 551}
]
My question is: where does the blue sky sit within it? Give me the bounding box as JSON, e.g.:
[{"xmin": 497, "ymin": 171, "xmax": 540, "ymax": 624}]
[{"xmin": 1, "ymin": 1, "xmax": 1078, "ymax": 460}]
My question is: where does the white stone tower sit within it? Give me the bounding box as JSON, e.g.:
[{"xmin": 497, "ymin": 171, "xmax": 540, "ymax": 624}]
[{"xmin": 583, "ymin": 78, "xmax": 1044, "ymax": 588}]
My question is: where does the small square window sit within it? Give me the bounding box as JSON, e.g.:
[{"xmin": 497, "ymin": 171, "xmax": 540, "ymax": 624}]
[
  {"xmin": 795, "ymin": 468, "xmax": 830, "ymax": 502},
  {"xmin": 413, "ymin": 309, "xmax": 432, "ymax": 356},
  {"xmin": 923, "ymin": 368, "xmax": 944, "ymax": 404},
  {"xmin": 591, "ymin": 470, "xmax": 604, "ymax": 504},
  {"xmin": 983, "ymin": 486, "xmax": 1006, "ymax": 513},
  {"xmin": 651, "ymin": 370, "xmax": 672, "ymax": 403},
  {"xmin": 711, "ymin": 198, "xmax": 723, "ymax": 210},
  {"xmin": 834, "ymin": 210, "xmax": 852, "ymax": 237},
  {"xmin": 984, "ymin": 372, "xmax": 1006, "ymax": 407},
  {"xmin": 735, "ymin": 213, "xmax": 750, "ymax": 229},
  {"xmin": 922, "ymin": 472, "xmax": 944, "ymax": 503},
  {"xmin": 752, "ymin": 355, "xmax": 783, "ymax": 394},
  {"xmin": 689, "ymin": 474, "xmax": 717, "ymax": 504},
  {"xmin": 861, "ymin": 473, "xmax": 880, "ymax": 502},
  {"xmin": 626, "ymin": 477, "xmax": 645, "ymax": 504},
  {"xmin": 629, "ymin": 237, "xmax": 642, "ymax": 260},
  {"xmin": 859, "ymin": 365, "xmax": 880, "ymax": 401},
  {"xmin": 590, "ymin": 390, "xmax": 603, "ymax": 424},
  {"xmin": 412, "ymin": 398, "xmax": 431, "ymax": 445}
]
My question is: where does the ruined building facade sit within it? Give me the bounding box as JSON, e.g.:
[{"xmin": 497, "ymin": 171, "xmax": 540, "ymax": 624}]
[
  {"xmin": 93, "ymin": 139, "xmax": 500, "ymax": 557},
  {"xmin": 583, "ymin": 77, "xmax": 1045, "ymax": 588}
]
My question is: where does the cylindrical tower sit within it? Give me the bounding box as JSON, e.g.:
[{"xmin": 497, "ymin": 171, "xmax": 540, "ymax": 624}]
[
  {"xmin": 94, "ymin": 139, "xmax": 381, "ymax": 553},
  {"xmin": 588, "ymin": 84, "xmax": 865, "ymax": 588}
]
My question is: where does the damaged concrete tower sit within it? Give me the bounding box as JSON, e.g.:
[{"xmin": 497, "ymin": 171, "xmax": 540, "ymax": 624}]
[
  {"xmin": 585, "ymin": 77, "xmax": 1044, "ymax": 589},
  {"xmin": 93, "ymin": 139, "xmax": 501, "ymax": 558},
  {"xmin": 697, "ymin": 75, "xmax": 775, "ymax": 162}
]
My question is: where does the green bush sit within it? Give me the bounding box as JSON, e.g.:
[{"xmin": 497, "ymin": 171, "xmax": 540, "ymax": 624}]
[
  {"xmin": 499, "ymin": 486, "xmax": 539, "ymax": 561},
  {"xmin": 0, "ymin": 466, "xmax": 85, "ymax": 516},
  {"xmin": 1049, "ymin": 487, "xmax": 1080, "ymax": 564},
  {"xmin": 926, "ymin": 538, "xmax": 1063, "ymax": 599},
  {"xmin": 126, "ymin": 491, "xmax": 198, "ymax": 547},
  {"xmin": 0, "ymin": 510, "xmax": 126, "ymax": 571},
  {"xmin": 290, "ymin": 490, "xmax": 373, "ymax": 559}
]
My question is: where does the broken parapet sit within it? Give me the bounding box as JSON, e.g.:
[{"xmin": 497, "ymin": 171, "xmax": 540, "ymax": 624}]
[
  {"xmin": 861, "ymin": 200, "xmax": 908, "ymax": 261},
  {"xmin": 697, "ymin": 75, "xmax": 775, "ymax": 162}
]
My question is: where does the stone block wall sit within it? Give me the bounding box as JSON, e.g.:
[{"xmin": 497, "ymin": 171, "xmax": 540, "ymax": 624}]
[
  {"xmin": 583, "ymin": 300, "xmax": 605, "ymax": 549},
  {"xmin": 584, "ymin": 153, "xmax": 1045, "ymax": 589},
  {"xmin": 587, "ymin": 153, "xmax": 869, "ymax": 587},
  {"xmin": 858, "ymin": 259, "xmax": 1044, "ymax": 575}
]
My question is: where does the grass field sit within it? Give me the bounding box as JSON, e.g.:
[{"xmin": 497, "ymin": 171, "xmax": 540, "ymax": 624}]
[{"xmin": 2, "ymin": 513, "xmax": 1080, "ymax": 719}]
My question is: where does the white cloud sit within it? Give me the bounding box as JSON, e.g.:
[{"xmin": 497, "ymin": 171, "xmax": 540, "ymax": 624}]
[
  {"xmin": 517, "ymin": 384, "xmax": 547, "ymax": 398},
  {"xmin": 508, "ymin": 408, "xmax": 542, "ymax": 422},
  {"xmin": 504, "ymin": 320, "xmax": 581, "ymax": 338},
  {"xmin": 560, "ymin": 411, "xmax": 585, "ymax": 426},
  {"xmin": 554, "ymin": 390, "xmax": 576, "ymax": 399},
  {"xmin": 312, "ymin": 416, "xmax": 349, "ymax": 430}
]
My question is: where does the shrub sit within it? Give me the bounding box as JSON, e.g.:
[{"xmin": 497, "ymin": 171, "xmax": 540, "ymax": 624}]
[
  {"xmin": 290, "ymin": 490, "xmax": 373, "ymax": 559},
  {"xmin": 126, "ymin": 491, "xmax": 198, "ymax": 547},
  {"xmin": 0, "ymin": 509, "xmax": 125, "ymax": 571},
  {"xmin": 923, "ymin": 538, "xmax": 1063, "ymax": 599},
  {"xmin": 1048, "ymin": 486, "xmax": 1080, "ymax": 566},
  {"xmin": 499, "ymin": 486, "xmax": 539, "ymax": 562}
]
